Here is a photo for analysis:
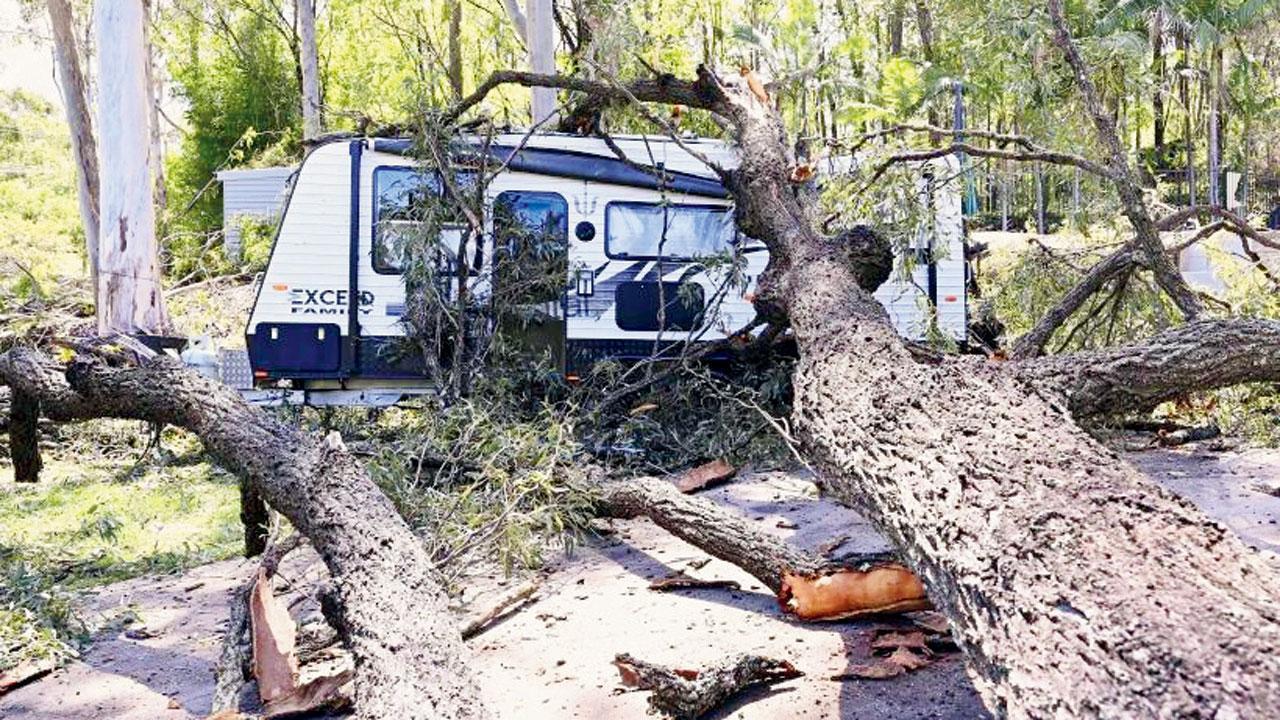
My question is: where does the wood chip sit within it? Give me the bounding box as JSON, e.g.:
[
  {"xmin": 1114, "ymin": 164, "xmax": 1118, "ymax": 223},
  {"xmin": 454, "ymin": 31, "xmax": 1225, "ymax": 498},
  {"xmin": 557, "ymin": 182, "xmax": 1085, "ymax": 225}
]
[{"xmin": 671, "ymin": 459, "xmax": 737, "ymax": 494}]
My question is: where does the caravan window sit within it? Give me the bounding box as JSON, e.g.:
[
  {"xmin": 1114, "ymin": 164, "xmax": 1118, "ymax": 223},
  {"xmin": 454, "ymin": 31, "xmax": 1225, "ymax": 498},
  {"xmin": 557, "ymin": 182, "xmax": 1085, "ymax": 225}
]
[
  {"xmin": 493, "ymin": 191, "xmax": 568, "ymax": 305},
  {"xmin": 372, "ymin": 166, "xmax": 477, "ymax": 274},
  {"xmin": 604, "ymin": 202, "xmax": 736, "ymax": 261}
]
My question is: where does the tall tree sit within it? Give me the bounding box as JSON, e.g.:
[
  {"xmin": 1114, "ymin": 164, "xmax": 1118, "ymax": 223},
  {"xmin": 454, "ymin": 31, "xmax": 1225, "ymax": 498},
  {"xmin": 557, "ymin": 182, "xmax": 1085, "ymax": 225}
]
[
  {"xmin": 501, "ymin": 0, "xmax": 557, "ymax": 125},
  {"xmin": 446, "ymin": 0, "xmax": 463, "ymax": 99},
  {"xmin": 298, "ymin": 0, "xmax": 322, "ymax": 139},
  {"xmin": 46, "ymin": 0, "xmax": 100, "ymax": 292},
  {"xmin": 94, "ymin": 0, "xmax": 169, "ymax": 334}
]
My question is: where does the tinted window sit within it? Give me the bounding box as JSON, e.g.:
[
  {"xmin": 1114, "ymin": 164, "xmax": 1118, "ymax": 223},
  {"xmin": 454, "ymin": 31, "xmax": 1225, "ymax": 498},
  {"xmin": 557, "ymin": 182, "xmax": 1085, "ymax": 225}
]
[
  {"xmin": 493, "ymin": 191, "xmax": 568, "ymax": 305},
  {"xmin": 372, "ymin": 167, "xmax": 477, "ymax": 274},
  {"xmin": 604, "ymin": 202, "xmax": 736, "ymax": 261}
]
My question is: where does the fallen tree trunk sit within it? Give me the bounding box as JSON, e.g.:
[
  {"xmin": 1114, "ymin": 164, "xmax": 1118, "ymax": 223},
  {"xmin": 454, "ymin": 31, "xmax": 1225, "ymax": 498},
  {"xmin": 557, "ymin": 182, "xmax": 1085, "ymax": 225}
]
[
  {"xmin": 458, "ymin": 65, "xmax": 1280, "ymax": 716},
  {"xmin": 0, "ymin": 348, "xmax": 487, "ymax": 720},
  {"xmin": 726, "ymin": 80, "xmax": 1280, "ymax": 717},
  {"xmin": 598, "ymin": 475, "xmax": 930, "ymax": 620}
]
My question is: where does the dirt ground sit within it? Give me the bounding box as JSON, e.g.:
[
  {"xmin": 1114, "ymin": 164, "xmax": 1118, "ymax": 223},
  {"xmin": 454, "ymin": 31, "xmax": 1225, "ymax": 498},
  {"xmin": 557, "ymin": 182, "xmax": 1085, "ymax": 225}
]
[{"xmin": 3, "ymin": 446, "xmax": 1278, "ymax": 720}]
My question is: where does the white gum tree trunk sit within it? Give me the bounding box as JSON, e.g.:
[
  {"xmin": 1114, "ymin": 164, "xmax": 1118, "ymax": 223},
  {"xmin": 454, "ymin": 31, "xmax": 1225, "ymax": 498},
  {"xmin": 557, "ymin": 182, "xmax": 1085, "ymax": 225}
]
[
  {"xmin": 297, "ymin": 0, "xmax": 322, "ymax": 139},
  {"xmin": 47, "ymin": 0, "xmax": 100, "ymax": 291},
  {"xmin": 94, "ymin": 0, "xmax": 169, "ymax": 335},
  {"xmin": 525, "ymin": 0, "xmax": 557, "ymax": 127}
]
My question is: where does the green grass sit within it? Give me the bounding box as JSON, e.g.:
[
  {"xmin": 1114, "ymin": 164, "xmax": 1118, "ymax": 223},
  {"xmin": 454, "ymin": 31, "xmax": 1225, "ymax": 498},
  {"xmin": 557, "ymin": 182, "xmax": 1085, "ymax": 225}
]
[{"xmin": 0, "ymin": 433, "xmax": 243, "ymax": 672}]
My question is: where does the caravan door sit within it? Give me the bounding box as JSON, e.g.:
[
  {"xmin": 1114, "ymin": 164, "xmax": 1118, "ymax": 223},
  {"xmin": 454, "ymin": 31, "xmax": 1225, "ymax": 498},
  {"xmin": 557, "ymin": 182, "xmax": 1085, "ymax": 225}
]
[{"xmin": 491, "ymin": 190, "xmax": 570, "ymax": 372}]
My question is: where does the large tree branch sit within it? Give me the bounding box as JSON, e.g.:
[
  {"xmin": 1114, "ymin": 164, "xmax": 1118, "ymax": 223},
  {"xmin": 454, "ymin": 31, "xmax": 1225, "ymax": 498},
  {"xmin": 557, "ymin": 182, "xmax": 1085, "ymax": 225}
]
[
  {"xmin": 0, "ymin": 349, "xmax": 487, "ymax": 720},
  {"xmin": 444, "ymin": 69, "xmax": 728, "ymax": 126},
  {"xmin": 1013, "ymin": 318, "xmax": 1280, "ymax": 419}
]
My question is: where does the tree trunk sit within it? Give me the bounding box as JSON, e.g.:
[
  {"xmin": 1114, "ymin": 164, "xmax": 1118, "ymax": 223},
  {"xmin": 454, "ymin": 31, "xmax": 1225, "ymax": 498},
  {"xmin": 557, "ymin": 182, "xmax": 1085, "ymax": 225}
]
[
  {"xmin": 8, "ymin": 389, "xmax": 42, "ymax": 483},
  {"xmin": 461, "ymin": 62, "xmax": 1280, "ymax": 717},
  {"xmin": 46, "ymin": 0, "xmax": 100, "ymax": 292},
  {"xmin": 0, "ymin": 348, "xmax": 487, "ymax": 719},
  {"xmin": 888, "ymin": 0, "xmax": 904, "ymax": 56},
  {"xmin": 526, "ymin": 0, "xmax": 556, "ymax": 126},
  {"xmin": 94, "ymin": 0, "xmax": 169, "ymax": 335},
  {"xmin": 142, "ymin": 0, "xmax": 166, "ymax": 213},
  {"xmin": 1152, "ymin": 18, "xmax": 1165, "ymax": 155},
  {"xmin": 1207, "ymin": 45, "xmax": 1221, "ymax": 208},
  {"xmin": 297, "ymin": 0, "xmax": 322, "ymax": 140},
  {"xmin": 1179, "ymin": 31, "xmax": 1195, "ymax": 207},
  {"xmin": 446, "ymin": 0, "xmax": 464, "ymax": 100}
]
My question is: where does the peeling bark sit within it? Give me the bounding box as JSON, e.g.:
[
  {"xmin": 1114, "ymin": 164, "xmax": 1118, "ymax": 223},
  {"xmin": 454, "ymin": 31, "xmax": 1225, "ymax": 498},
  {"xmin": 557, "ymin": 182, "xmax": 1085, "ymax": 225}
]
[{"xmin": 613, "ymin": 652, "xmax": 802, "ymax": 719}]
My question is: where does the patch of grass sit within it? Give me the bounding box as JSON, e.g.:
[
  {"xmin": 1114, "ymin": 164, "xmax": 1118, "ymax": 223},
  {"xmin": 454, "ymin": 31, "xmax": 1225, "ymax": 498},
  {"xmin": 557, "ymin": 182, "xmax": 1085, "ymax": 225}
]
[{"xmin": 0, "ymin": 433, "xmax": 243, "ymax": 671}]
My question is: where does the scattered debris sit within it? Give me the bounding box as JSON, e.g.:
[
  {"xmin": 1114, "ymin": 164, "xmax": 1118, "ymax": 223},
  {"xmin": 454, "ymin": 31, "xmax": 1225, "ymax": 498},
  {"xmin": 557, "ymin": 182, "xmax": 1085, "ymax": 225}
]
[
  {"xmin": 832, "ymin": 627, "xmax": 944, "ymax": 681},
  {"xmin": 648, "ymin": 571, "xmax": 742, "ymax": 592},
  {"xmin": 670, "ymin": 459, "xmax": 737, "ymax": 494},
  {"xmin": 614, "ymin": 652, "xmax": 802, "ymax": 719},
  {"xmin": 458, "ymin": 578, "xmax": 542, "ymax": 640},
  {"xmin": 0, "ymin": 659, "xmax": 57, "ymax": 696},
  {"xmin": 1157, "ymin": 425, "xmax": 1221, "ymax": 447}
]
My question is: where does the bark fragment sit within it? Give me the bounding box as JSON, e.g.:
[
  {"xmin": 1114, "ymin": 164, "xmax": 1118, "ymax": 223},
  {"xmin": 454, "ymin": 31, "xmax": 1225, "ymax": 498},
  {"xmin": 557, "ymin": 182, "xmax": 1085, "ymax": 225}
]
[{"xmin": 613, "ymin": 652, "xmax": 802, "ymax": 719}]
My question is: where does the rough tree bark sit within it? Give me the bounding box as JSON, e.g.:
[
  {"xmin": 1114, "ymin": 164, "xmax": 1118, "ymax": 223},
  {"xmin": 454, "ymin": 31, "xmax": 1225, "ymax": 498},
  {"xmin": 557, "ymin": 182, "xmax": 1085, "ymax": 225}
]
[
  {"xmin": 94, "ymin": 0, "xmax": 169, "ymax": 335},
  {"xmin": 456, "ymin": 63, "xmax": 1280, "ymax": 717},
  {"xmin": 297, "ymin": 0, "xmax": 322, "ymax": 139},
  {"xmin": 0, "ymin": 348, "xmax": 487, "ymax": 720},
  {"xmin": 46, "ymin": 0, "xmax": 100, "ymax": 291}
]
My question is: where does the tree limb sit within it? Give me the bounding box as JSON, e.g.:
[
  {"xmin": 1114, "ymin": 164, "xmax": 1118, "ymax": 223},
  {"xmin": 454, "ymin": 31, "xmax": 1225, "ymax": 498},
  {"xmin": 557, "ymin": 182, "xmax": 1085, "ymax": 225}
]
[{"xmin": 1013, "ymin": 318, "xmax": 1280, "ymax": 419}]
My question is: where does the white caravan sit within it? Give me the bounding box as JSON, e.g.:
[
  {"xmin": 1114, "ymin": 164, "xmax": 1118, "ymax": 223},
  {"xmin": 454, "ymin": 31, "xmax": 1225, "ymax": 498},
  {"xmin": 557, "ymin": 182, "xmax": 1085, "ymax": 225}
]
[{"xmin": 237, "ymin": 133, "xmax": 968, "ymax": 402}]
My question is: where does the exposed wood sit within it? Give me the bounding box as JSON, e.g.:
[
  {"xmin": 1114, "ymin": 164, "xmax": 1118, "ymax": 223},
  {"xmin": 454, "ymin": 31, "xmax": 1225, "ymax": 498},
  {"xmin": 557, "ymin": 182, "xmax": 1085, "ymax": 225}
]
[
  {"xmin": 458, "ymin": 579, "xmax": 542, "ymax": 640},
  {"xmin": 94, "ymin": 0, "xmax": 169, "ymax": 335},
  {"xmin": 613, "ymin": 652, "xmax": 802, "ymax": 719},
  {"xmin": 250, "ymin": 567, "xmax": 299, "ymax": 703},
  {"xmin": 263, "ymin": 669, "xmax": 354, "ymax": 719},
  {"xmin": 597, "ymin": 475, "xmax": 930, "ymax": 620}
]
